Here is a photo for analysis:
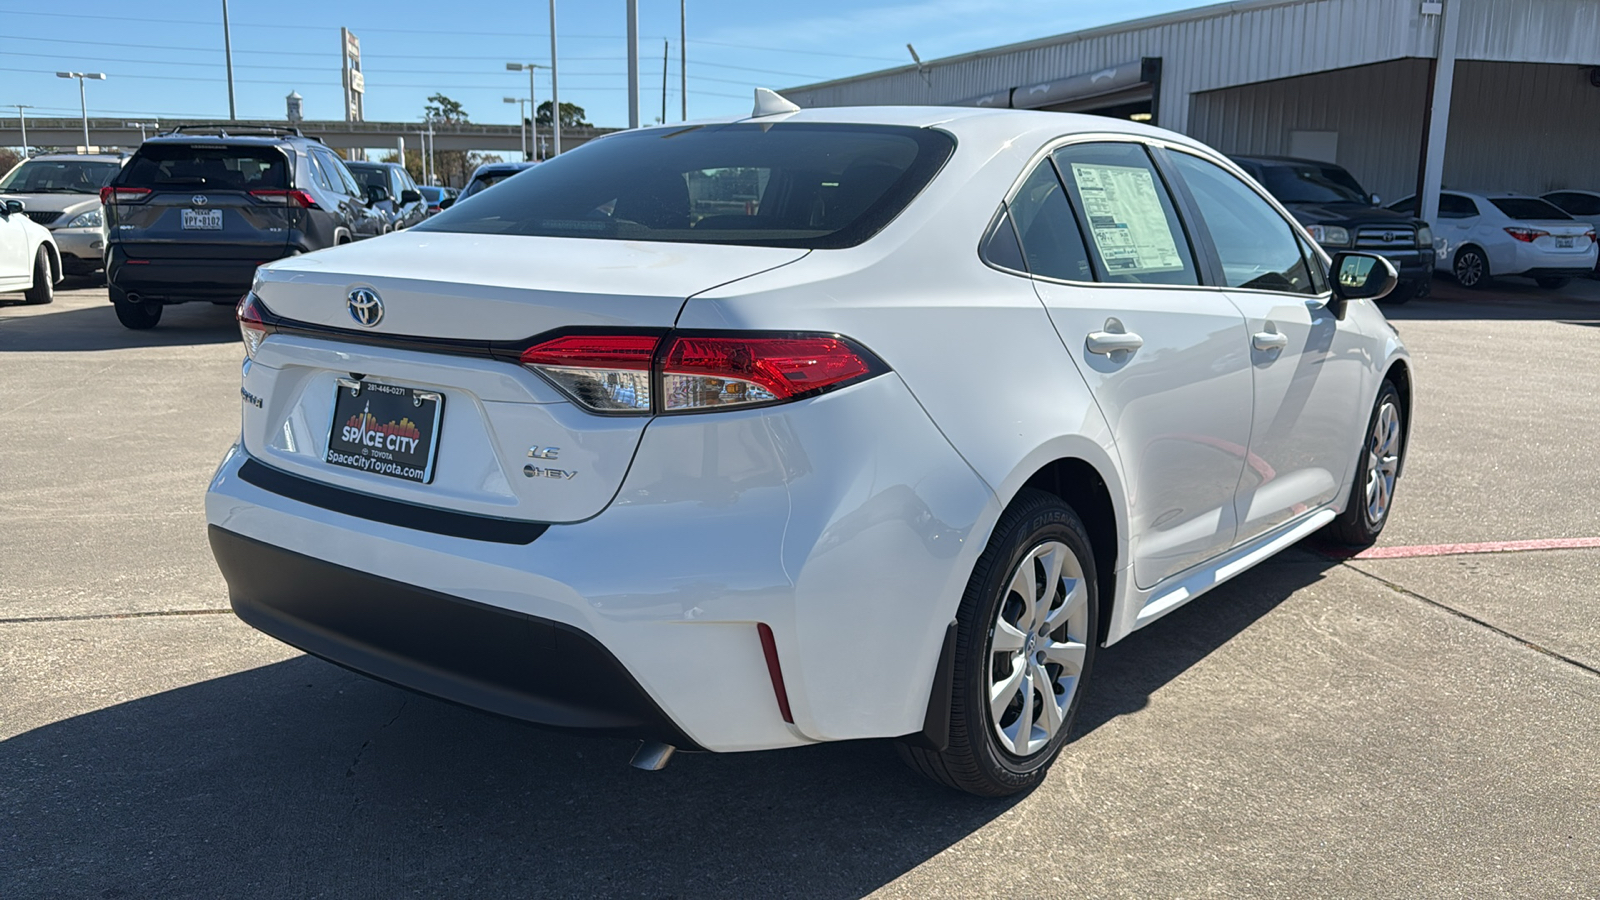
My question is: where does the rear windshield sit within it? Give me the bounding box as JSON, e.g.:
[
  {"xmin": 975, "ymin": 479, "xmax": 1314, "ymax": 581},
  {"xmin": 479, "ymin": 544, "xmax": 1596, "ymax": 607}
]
[
  {"xmin": 345, "ymin": 165, "xmax": 390, "ymax": 191},
  {"xmin": 459, "ymin": 171, "xmax": 521, "ymax": 200},
  {"xmin": 1488, "ymin": 197, "xmax": 1570, "ymax": 221},
  {"xmin": 0, "ymin": 159, "xmax": 121, "ymax": 194},
  {"xmin": 117, "ymin": 144, "xmax": 289, "ymax": 191},
  {"xmin": 418, "ymin": 122, "xmax": 956, "ymax": 249},
  {"xmin": 1255, "ymin": 163, "xmax": 1368, "ymax": 205}
]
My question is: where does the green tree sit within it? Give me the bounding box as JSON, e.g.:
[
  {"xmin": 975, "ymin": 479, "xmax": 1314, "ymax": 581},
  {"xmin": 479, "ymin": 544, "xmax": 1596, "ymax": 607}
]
[
  {"xmin": 421, "ymin": 94, "xmax": 477, "ymax": 186},
  {"xmin": 0, "ymin": 147, "xmax": 22, "ymax": 176},
  {"xmin": 536, "ymin": 101, "xmax": 590, "ymax": 128},
  {"xmin": 424, "ymin": 94, "xmax": 469, "ymax": 124}
]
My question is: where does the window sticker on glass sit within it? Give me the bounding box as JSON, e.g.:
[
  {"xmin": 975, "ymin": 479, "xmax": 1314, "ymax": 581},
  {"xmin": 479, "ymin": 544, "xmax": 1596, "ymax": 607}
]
[{"xmin": 1068, "ymin": 163, "xmax": 1184, "ymax": 274}]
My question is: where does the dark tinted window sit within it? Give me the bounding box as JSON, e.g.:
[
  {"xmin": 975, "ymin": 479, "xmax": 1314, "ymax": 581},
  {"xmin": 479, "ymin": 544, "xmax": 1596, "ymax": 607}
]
[
  {"xmin": 1252, "ymin": 162, "xmax": 1369, "ymax": 205},
  {"xmin": 1008, "ymin": 162, "xmax": 1092, "ymax": 281},
  {"xmin": 979, "ymin": 206, "xmax": 1028, "ymax": 273},
  {"xmin": 1439, "ymin": 194, "xmax": 1478, "ymax": 219},
  {"xmin": 315, "ymin": 149, "xmax": 362, "ymax": 196},
  {"xmin": 1170, "ymin": 151, "xmax": 1315, "ymax": 294},
  {"xmin": 1545, "ymin": 192, "xmax": 1600, "ymax": 216},
  {"xmin": 345, "ymin": 164, "xmax": 390, "ymax": 191},
  {"xmin": 419, "ymin": 123, "xmax": 955, "ymax": 249},
  {"xmin": 118, "ymin": 144, "xmax": 288, "ymax": 190},
  {"xmin": 1052, "ymin": 142, "xmax": 1198, "ymax": 286},
  {"xmin": 459, "ymin": 171, "xmax": 522, "ymax": 200},
  {"xmin": 1488, "ymin": 197, "xmax": 1571, "ymax": 220},
  {"xmin": 0, "ymin": 159, "xmax": 121, "ymax": 194}
]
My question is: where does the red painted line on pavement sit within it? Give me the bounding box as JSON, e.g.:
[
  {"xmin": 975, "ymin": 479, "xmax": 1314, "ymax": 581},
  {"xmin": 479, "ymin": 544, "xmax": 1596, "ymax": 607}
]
[{"xmin": 1334, "ymin": 537, "xmax": 1600, "ymax": 560}]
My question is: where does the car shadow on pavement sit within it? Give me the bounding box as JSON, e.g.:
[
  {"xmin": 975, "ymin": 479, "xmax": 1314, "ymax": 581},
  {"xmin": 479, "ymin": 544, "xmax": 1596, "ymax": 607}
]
[
  {"xmin": 1382, "ymin": 275, "xmax": 1600, "ymax": 323},
  {"xmin": 1, "ymin": 549, "xmax": 1339, "ymax": 899},
  {"xmin": 0, "ymin": 298, "xmax": 238, "ymax": 351}
]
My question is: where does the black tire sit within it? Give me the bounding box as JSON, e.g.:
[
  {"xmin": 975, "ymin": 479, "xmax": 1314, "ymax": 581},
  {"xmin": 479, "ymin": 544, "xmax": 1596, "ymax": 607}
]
[
  {"xmin": 899, "ymin": 488, "xmax": 1099, "ymax": 797},
  {"xmin": 113, "ymin": 293, "xmax": 163, "ymax": 330},
  {"xmin": 1535, "ymin": 276, "xmax": 1570, "ymax": 290},
  {"xmin": 1453, "ymin": 246, "xmax": 1490, "ymax": 288},
  {"xmin": 1325, "ymin": 380, "xmax": 1405, "ymax": 547},
  {"xmin": 22, "ymin": 247, "xmax": 54, "ymax": 305}
]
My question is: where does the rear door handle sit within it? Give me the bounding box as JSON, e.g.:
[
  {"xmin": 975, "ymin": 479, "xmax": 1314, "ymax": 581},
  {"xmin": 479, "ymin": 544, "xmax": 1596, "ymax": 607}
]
[
  {"xmin": 1086, "ymin": 331, "xmax": 1144, "ymax": 355},
  {"xmin": 1253, "ymin": 330, "xmax": 1289, "ymax": 352}
]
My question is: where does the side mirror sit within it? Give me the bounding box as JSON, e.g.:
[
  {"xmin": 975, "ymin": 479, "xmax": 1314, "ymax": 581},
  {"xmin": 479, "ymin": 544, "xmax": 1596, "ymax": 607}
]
[
  {"xmin": 400, "ymin": 189, "xmax": 422, "ymax": 205},
  {"xmin": 366, "ymin": 184, "xmax": 391, "ymax": 204},
  {"xmin": 1326, "ymin": 251, "xmax": 1398, "ymax": 319},
  {"xmin": 1369, "ymin": 193, "xmax": 1382, "ymax": 207},
  {"xmin": 438, "ymin": 197, "xmax": 454, "ymax": 210},
  {"xmin": 2, "ymin": 199, "xmax": 22, "ymax": 215}
]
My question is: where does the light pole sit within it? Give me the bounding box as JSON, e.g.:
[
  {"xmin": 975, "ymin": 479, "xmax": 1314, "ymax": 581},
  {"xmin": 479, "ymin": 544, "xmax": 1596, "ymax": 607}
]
[
  {"xmin": 504, "ymin": 97, "xmax": 530, "ymax": 161},
  {"xmin": 549, "ymin": 0, "xmax": 561, "ymax": 155},
  {"xmin": 124, "ymin": 121, "xmax": 158, "ymax": 143},
  {"xmin": 57, "ymin": 72, "xmax": 107, "ymax": 150},
  {"xmin": 221, "ymin": 0, "xmax": 237, "ymax": 120},
  {"xmin": 505, "ymin": 62, "xmax": 546, "ymax": 160},
  {"xmin": 626, "ymin": 0, "xmax": 639, "ymax": 128},
  {"xmin": 8, "ymin": 104, "xmax": 33, "ymax": 156}
]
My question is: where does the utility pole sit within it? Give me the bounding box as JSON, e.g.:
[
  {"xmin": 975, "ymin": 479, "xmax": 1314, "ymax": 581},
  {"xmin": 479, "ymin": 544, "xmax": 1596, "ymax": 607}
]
[
  {"xmin": 626, "ymin": 0, "xmax": 639, "ymax": 128},
  {"xmin": 504, "ymin": 97, "xmax": 530, "ymax": 160},
  {"xmin": 549, "ymin": 0, "xmax": 561, "ymax": 155},
  {"xmin": 679, "ymin": 0, "xmax": 686, "ymax": 120},
  {"xmin": 661, "ymin": 39, "xmax": 668, "ymax": 124},
  {"xmin": 9, "ymin": 104, "xmax": 33, "ymax": 156},
  {"xmin": 222, "ymin": 0, "xmax": 237, "ymax": 120}
]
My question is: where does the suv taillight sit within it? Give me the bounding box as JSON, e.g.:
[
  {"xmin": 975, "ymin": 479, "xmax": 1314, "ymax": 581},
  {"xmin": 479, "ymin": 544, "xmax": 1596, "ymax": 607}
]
[
  {"xmin": 249, "ymin": 189, "xmax": 318, "ymax": 209},
  {"xmin": 236, "ymin": 292, "xmax": 274, "ymax": 358},
  {"xmin": 99, "ymin": 186, "xmax": 151, "ymax": 205},
  {"xmin": 519, "ymin": 332, "xmax": 886, "ymax": 415}
]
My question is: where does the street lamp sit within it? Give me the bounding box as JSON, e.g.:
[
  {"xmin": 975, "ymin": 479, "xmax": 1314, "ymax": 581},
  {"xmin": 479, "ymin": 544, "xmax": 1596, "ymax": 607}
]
[
  {"xmin": 503, "ymin": 97, "xmax": 530, "ymax": 161},
  {"xmin": 124, "ymin": 121, "xmax": 159, "ymax": 143},
  {"xmin": 8, "ymin": 104, "xmax": 34, "ymax": 157},
  {"xmin": 505, "ymin": 62, "xmax": 546, "ymax": 160},
  {"xmin": 57, "ymin": 72, "xmax": 107, "ymax": 150}
]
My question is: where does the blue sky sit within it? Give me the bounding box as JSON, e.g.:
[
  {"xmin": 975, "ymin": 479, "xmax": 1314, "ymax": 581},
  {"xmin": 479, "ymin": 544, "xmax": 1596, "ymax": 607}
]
[{"xmin": 1, "ymin": 0, "xmax": 1200, "ymax": 129}]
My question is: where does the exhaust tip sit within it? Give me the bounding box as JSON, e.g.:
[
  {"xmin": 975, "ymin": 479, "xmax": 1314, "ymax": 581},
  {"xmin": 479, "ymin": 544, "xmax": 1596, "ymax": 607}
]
[{"xmin": 629, "ymin": 741, "xmax": 676, "ymax": 771}]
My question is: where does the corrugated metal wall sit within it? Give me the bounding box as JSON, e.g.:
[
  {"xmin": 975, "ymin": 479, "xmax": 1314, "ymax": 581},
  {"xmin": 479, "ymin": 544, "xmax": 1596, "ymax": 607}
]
[
  {"xmin": 1457, "ymin": 0, "xmax": 1600, "ymax": 66},
  {"xmin": 782, "ymin": 0, "xmax": 1436, "ymax": 133},
  {"xmin": 1443, "ymin": 61, "xmax": 1600, "ymax": 194},
  {"xmin": 1187, "ymin": 59, "xmax": 1432, "ymax": 202}
]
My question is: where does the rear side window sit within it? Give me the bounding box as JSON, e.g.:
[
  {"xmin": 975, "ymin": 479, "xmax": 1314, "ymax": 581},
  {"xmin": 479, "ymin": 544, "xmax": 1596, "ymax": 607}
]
[
  {"xmin": 979, "ymin": 206, "xmax": 1028, "ymax": 274},
  {"xmin": 1488, "ymin": 197, "xmax": 1570, "ymax": 220},
  {"xmin": 118, "ymin": 144, "xmax": 287, "ymax": 191},
  {"xmin": 418, "ymin": 122, "xmax": 955, "ymax": 249},
  {"xmin": 1008, "ymin": 162, "xmax": 1092, "ymax": 281},
  {"xmin": 316, "ymin": 149, "xmax": 362, "ymax": 197},
  {"xmin": 1439, "ymin": 194, "xmax": 1479, "ymax": 219},
  {"xmin": 1052, "ymin": 142, "xmax": 1199, "ymax": 286}
]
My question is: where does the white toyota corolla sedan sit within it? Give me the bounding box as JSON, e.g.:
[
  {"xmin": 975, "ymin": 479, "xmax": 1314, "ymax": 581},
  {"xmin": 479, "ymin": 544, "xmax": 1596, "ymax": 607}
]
[{"xmin": 207, "ymin": 100, "xmax": 1412, "ymax": 796}]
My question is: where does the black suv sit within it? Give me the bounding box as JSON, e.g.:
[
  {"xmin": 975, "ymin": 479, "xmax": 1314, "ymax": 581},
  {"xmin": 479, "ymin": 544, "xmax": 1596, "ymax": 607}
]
[
  {"xmin": 343, "ymin": 161, "xmax": 427, "ymax": 233},
  {"xmin": 1231, "ymin": 155, "xmax": 1435, "ymax": 303},
  {"xmin": 103, "ymin": 126, "xmax": 373, "ymax": 329}
]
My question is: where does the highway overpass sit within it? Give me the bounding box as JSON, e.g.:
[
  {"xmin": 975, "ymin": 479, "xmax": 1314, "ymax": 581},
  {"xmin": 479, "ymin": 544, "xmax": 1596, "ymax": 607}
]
[{"xmin": 0, "ymin": 118, "xmax": 619, "ymax": 155}]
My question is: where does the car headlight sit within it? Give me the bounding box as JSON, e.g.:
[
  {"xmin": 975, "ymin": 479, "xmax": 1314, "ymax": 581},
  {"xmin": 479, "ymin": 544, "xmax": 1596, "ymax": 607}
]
[
  {"xmin": 64, "ymin": 209, "xmax": 103, "ymax": 228},
  {"xmin": 1416, "ymin": 225, "xmax": 1433, "ymax": 249},
  {"xmin": 1305, "ymin": 224, "xmax": 1351, "ymax": 247}
]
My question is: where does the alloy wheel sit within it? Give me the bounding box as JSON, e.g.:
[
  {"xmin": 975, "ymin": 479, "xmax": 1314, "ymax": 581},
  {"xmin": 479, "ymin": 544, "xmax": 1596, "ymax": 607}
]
[
  {"xmin": 987, "ymin": 541, "xmax": 1090, "ymax": 757},
  {"xmin": 1365, "ymin": 400, "xmax": 1402, "ymax": 526},
  {"xmin": 1455, "ymin": 251, "xmax": 1484, "ymax": 287}
]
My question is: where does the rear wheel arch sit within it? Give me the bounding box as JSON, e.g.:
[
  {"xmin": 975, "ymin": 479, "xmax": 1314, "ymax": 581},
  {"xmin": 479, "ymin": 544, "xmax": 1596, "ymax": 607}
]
[{"xmin": 1017, "ymin": 457, "xmax": 1119, "ymax": 648}]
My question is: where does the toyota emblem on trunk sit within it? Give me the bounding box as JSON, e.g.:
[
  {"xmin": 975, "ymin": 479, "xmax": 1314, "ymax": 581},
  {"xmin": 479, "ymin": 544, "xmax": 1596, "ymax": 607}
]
[
  {"xmin": 192, "ymin": 195, "xmax": 208, "ymax": 206},
  {"xmin": 347, "ymin": 288, "xmax": 384, "ymax": 327}
]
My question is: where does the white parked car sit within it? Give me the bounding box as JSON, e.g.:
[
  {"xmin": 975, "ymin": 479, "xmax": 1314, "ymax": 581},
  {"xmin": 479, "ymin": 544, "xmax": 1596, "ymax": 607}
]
[
  {"xmin": 0, "ymin": 196, "xmax": 61, "ymax": 303},
  {"xmin": 207, "ymin": 102, "xmax": 1413, "ymax": 796},
  {"xmin": 0, "ymin": 152, "xmax": 124, "ymax": 276},
  {"xmin": 1541, "ymin": 190, "xmax": 1600, "ymax": 272},
  {"xmin": 1389, "ymin": 190, "xmax": 1597, "ymax": 288}
]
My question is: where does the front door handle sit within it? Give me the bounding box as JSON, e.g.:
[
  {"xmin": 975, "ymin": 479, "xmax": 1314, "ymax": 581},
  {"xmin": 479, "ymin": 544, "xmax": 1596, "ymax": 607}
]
[
  {"xmin": 1086, "ymin": 331, "xmax": 1144, "ymax": 355},
  {"xmin": 1253, "ymin": 330, "xmax": 1289, "ymax": 352}
]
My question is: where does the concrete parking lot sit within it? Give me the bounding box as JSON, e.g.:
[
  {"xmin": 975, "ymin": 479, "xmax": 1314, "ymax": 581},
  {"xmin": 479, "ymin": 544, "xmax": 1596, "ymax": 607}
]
[{"xmin": 2, "ymin": 279, "xmax": 1597, "ymax": 898}]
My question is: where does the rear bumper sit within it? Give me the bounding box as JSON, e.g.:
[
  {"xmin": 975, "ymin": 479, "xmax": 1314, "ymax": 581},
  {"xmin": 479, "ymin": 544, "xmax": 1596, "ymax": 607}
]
[
  {"xmin": 107, "ymin": 247, "xmax": 282, "ymax": 302},
  {"xmin": 209, "ymin": 524, "xmax": 701, "ymax": 748}
]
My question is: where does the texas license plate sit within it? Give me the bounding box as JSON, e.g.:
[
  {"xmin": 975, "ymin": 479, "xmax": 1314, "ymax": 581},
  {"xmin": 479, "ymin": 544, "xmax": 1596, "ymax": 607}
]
[
  {"xmin": 181, "ymin": 209, "xmax": 223, "ymax": 230},
  {"xmin": 325, "ymin": 379, "xmax": 444, "ymax": 484},
  {"xmin": 1556, "ymin": 237, "xmax": 1575, "ymax": 249}
]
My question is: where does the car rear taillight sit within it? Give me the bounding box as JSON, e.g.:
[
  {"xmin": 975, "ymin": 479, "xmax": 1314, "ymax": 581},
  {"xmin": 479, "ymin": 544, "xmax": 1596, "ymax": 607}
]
[
  {"xmin": 99, "ymin": 186, "xmax": 151, "ymax": 205},
  {"xmin": 1586, "ymin": 229, "xmax": 1598, "ymax": 244},
  {"xmin": 519, "ymin": 334, "xmax": 659, "ymax": 413},
  {"xmin": 518, "ymin": 331, "xmax": 885, "ymax": 415},
  {"xmin": 236, "ymin": 292, "xmax": 274, "ymax": 358},
  {"xmin": 1504, "ymin": 227, "xmax": 1549, "ymax": 243},
  {"xmin": 249, "ymin": 189, "xmax": 319, "ymax": 209}
]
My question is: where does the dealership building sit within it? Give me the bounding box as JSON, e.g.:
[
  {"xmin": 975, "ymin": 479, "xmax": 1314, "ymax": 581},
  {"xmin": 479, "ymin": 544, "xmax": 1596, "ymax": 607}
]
[{"xmin": 783, "ymin": 0, "xmax": 1600, "ymax": 222}]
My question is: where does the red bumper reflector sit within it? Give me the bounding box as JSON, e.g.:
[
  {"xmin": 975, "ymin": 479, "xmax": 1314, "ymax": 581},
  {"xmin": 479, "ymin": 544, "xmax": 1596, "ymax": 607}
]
[{"xmin": 756, "ymin": 623, "xmax": 794, "ymax": 724}]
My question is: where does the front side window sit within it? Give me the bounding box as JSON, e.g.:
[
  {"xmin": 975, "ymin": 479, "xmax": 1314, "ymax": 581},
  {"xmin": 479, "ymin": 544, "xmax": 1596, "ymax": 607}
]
[
  {"xmin": 1051, "ymin": 142, "xmax": 1199, "ymax": 286},
  {"xmin": 1168, "ymin": 151, "xmax": 1316, "ymax": 295},
  {"xmin": 418, "ymin": 122, "xmax": 955, "ymax": 249}
]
